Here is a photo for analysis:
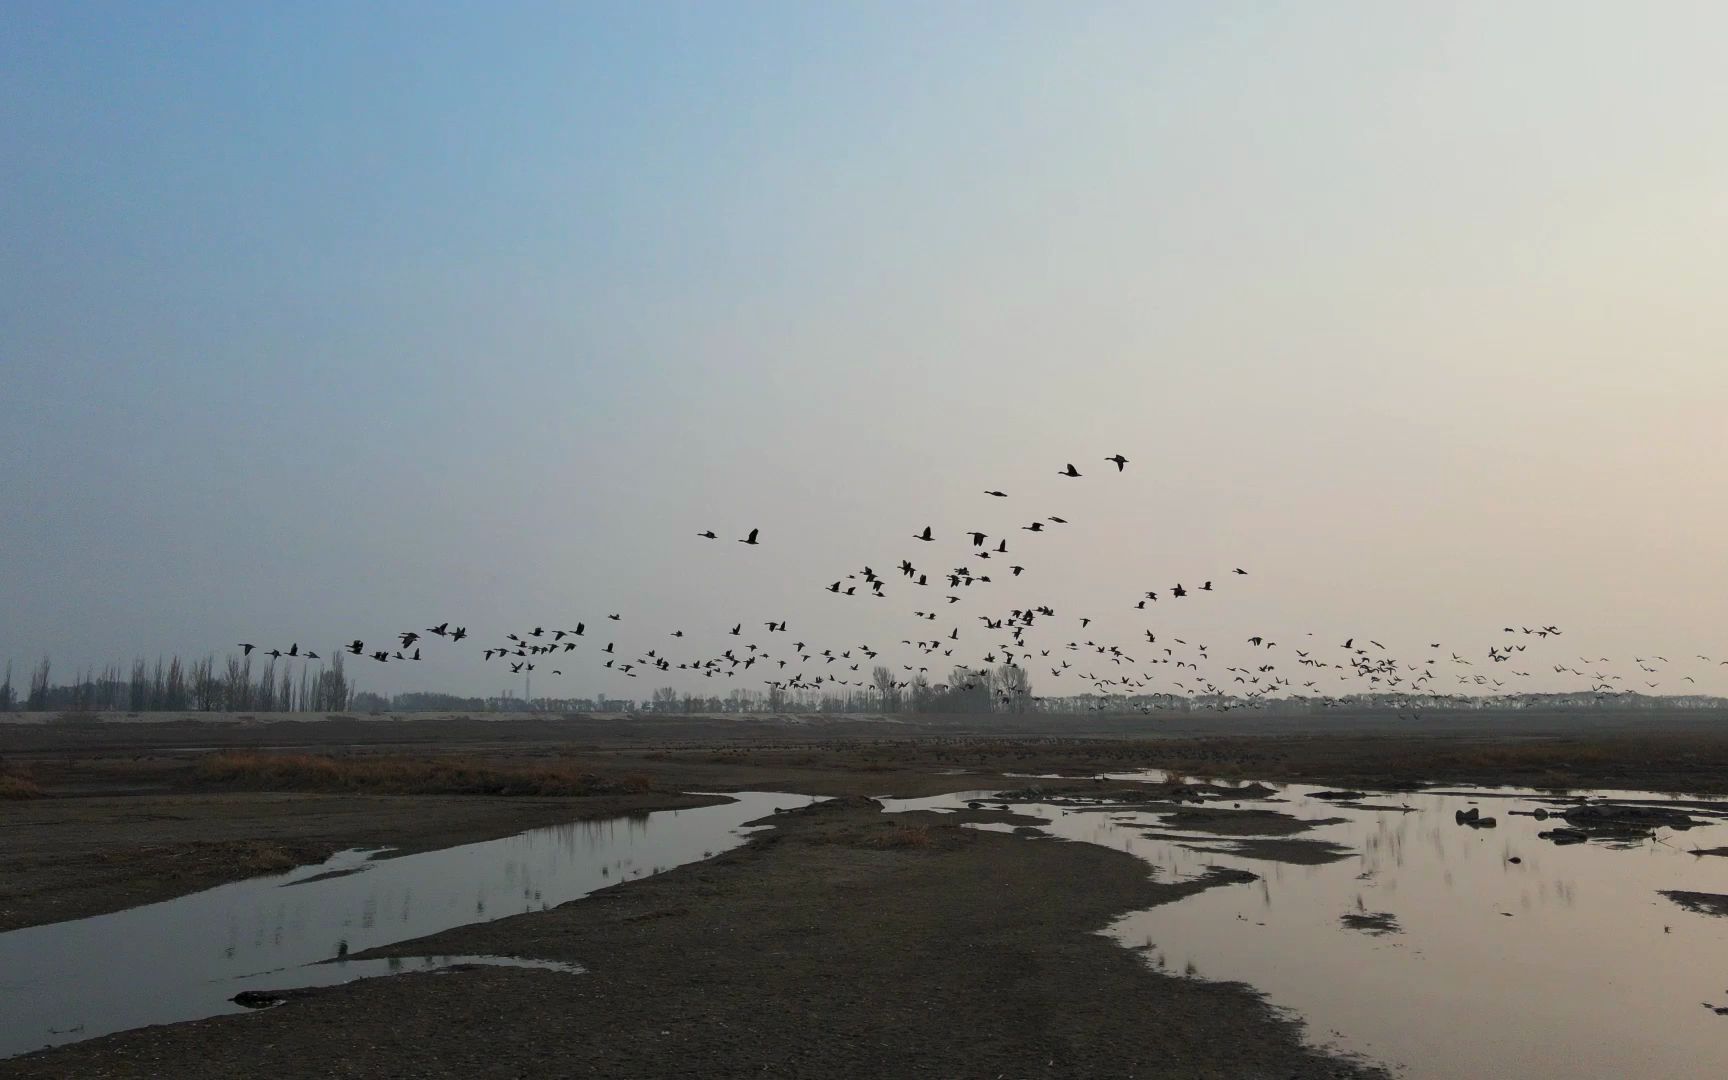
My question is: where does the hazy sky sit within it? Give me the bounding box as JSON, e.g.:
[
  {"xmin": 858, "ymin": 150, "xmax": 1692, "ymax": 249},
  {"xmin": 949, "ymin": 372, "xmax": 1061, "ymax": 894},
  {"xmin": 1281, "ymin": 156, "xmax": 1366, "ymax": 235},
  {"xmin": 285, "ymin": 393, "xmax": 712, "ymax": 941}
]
[{"xmin": 5, "ymin": 2, "xmax": 1726, "ymax": 701}]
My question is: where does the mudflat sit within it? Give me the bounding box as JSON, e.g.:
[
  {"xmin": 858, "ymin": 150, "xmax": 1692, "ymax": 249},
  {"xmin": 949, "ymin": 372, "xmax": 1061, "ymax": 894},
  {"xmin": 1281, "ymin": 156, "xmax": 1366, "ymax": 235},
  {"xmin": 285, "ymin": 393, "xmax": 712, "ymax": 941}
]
[
  {"xmin": 6, "ymin": 710, "xmax": 1726, "ymax": 1077},
  {"xmin": 2, "ymin": 796, "xmax": 1383, "ymax": 1079}
]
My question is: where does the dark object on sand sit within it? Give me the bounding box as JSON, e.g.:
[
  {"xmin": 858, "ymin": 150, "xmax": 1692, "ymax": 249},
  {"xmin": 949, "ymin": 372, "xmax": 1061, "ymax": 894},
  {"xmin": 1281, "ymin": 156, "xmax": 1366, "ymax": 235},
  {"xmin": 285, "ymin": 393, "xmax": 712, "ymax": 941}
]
[
  {"xmin": 1562, "ymin": 803, "xmax": 1697, "ymax": 835},
  {"xmin": 1662, "ymin": 890, "xmax": 1728, "ymax": 918},
  {"xmin": 232, "ymin": 990, "xmax": 285, "ymax": 1009}
]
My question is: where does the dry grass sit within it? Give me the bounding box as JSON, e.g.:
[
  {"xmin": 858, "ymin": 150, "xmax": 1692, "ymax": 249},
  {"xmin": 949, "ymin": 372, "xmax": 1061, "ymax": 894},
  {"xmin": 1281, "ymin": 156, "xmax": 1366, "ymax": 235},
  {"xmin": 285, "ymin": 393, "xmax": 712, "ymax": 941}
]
[
  {"xmin": 0, "ymin": 757, "xmax": 44, "ymax": 799},
  {"xmin": 98, "ymin": 839, "xmax": 312, "ymax": 877},
  {"xmin": 806, "ymin": 732, "xmax": 1728, "ymax": 793},
  {"xmin": 863, "ymin": 823, "xmax": 936, "ymax": 849},
  {"xmin": 0, "ymin": 774, "xmax": 45, "ymax": 800},
  {"xmin": 191, "ymin": 751, "xmax": 656, "ymax": 797}
]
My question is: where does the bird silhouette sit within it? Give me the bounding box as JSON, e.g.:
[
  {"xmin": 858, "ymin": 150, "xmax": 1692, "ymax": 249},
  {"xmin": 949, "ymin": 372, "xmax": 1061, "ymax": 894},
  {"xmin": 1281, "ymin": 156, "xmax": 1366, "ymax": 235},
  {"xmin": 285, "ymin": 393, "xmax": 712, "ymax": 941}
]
[
  {"xmin": 1059, "ymin": 464, "xmax": 1081, "ymax": 477},
  {"xmin": 740, "ymin": 528, "xmax": 760, "ymax": 545},
  {"xmin": 1106, "ymin": 454, "xmax": 1127, "ymax": 471}
]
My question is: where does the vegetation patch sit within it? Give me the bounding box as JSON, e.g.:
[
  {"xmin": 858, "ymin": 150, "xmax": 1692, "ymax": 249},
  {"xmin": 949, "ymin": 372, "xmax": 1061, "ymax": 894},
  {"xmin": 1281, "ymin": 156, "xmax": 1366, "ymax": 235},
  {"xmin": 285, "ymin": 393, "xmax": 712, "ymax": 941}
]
[
  {"xmin": 865, "ymin": 823, "xmax": 936, "ymax": 849},
  {"xmin": 0, "ymin": 757, "xmax": 45, "ymax": 799},
  {"xmin": 0, "ymin": 773, "xmax": 45, "ymax": 800},
  {"xmin": 191, "ymin": 751, "xmax": 655, "ymax": 797}
]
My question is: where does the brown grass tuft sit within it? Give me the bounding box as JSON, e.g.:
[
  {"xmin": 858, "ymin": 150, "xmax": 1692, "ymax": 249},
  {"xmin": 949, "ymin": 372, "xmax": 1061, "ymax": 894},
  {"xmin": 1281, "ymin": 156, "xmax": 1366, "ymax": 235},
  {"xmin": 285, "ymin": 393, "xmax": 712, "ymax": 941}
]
[
  {"xmin": 0, "ymin": 774, "xmax": 46, "ymax": 800},
  {"xmin": 0, "ymin": 758, "xmax": 45, "ymax": 800},
  {"xmin": 864, "ymin": 823, "xmax": 936, "ymax": 849},
  {"xmin": 191, "ymin": 751, "xmax": 656, "ymax": 797}
]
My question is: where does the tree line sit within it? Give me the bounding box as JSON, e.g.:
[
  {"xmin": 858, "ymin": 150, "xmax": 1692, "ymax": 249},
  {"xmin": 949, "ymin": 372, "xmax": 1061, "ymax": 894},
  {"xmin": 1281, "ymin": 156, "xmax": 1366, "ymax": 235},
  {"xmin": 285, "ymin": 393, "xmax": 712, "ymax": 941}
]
[{"xmin": 0, "ymin": 653, "xmax": 354, "ymax": 713}]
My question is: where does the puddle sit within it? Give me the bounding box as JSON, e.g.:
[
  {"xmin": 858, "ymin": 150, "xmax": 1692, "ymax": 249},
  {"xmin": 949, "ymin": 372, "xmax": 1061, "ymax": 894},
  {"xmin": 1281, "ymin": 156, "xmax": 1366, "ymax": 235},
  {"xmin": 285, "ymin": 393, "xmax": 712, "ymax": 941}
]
[
  {"xmin": 0, "ymin": 791, "xmax": 816, "ymax": 1058},
  {"xmin": 887, "ymin": 783, "xmax": 1728, "ymax": 1079}
]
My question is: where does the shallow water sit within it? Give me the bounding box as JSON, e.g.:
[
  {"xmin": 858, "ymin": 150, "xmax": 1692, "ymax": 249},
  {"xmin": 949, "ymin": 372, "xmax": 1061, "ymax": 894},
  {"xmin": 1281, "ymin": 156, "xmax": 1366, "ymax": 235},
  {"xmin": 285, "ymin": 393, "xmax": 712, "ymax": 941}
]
[
  {"xmin": 0, "ymin": 791, "xmax": 816, "ymax": 1058},
  {"xmin": 888, "ymin": 782, "xmax": 1728, "ymax": 1079}
]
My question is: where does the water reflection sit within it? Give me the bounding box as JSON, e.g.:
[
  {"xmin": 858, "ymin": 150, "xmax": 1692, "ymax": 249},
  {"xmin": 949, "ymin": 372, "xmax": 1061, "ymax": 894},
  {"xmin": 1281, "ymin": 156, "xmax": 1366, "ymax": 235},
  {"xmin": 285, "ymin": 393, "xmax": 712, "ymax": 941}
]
[
  {"xmin": 888, "ymin": 783, "xmax": 1728, "ymax": 1080},
  {"xmin": 0, "ymin": 791, "xmax": 816, "ymax": 1059}
]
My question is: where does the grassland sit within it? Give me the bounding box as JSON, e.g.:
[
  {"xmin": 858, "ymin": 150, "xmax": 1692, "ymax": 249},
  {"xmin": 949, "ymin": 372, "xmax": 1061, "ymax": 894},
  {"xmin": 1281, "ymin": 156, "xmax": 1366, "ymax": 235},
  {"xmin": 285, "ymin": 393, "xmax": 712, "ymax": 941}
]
[{"xmin": 190, "ymin": 750, "xmax": 654, "ymax": 797}]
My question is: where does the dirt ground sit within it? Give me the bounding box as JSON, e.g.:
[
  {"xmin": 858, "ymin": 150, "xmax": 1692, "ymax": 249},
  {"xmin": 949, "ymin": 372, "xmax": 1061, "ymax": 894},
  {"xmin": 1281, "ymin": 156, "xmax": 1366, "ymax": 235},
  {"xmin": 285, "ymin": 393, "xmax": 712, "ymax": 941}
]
[
  {"xmin": 2, "ymin": 796, "xmax": 1384, "ymax": 1080},
  {"xmin": 4, "ymin": 710, "xmax": 1725, "ymax": 1077}
]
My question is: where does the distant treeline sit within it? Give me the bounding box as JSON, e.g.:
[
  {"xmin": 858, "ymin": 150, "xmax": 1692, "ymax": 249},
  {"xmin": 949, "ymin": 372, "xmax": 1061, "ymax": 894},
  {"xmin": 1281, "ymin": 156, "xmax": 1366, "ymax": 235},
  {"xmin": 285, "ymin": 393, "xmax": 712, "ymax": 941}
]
[
  {"xmin": 0, "ymin": 654, "xmax": 353, "ymax": 713},
  {"xmin": 3, "ymin": 657, "xmax": 1721, "ymax": 716}
]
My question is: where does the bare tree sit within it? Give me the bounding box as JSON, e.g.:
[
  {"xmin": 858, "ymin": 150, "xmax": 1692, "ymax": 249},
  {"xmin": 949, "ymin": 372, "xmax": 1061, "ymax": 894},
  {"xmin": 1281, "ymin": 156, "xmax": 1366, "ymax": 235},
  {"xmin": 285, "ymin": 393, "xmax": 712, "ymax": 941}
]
[
  {"xmin": 224, "ymin": 655, "xmax": 252, "ymax": 711},
  {"xmin": 994, "ymin": 663, "xmax": 1032, "ymax": 712},
  {"xmin": 907, "ymin": 670, "xmax": 932, "ymax": 712},
  {"xmin": 871, "ymin": 665, "xmax": 899, "ymax": 713},
  {"xmin": 311, "ymin": 652, "xmax": 350, "ymax": 712},
  {"xmin": 191, "ymin": 656, "xmax": 220, "ymax": 710},
  {"xmin": 27, "ymin": 657, "xmax": 50, "ymax": 710},
  {"xmin": 129, "ymin": 659, "xmax": 149, "ymax": 711},
  {"xmin": 164, "ymin": 656, "xmax": 187, "ymax": 710}
]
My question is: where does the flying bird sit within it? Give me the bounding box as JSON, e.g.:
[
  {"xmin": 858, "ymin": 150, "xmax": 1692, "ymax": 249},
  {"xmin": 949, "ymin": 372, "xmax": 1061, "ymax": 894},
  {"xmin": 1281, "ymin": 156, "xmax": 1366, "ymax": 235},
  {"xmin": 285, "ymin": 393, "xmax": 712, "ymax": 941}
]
[
  {"xmin": 1105, "ymin": 454, "xmax": 1127, "ymax": 471},
  {"xmin": 740, "ymin": 528, "xmax": 760, "ymax": 545}
]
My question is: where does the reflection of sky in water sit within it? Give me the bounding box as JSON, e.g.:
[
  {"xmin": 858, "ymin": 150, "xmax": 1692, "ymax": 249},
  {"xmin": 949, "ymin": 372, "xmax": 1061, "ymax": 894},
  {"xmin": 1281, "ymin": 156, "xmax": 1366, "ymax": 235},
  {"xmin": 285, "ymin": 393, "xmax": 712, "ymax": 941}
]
[
  {"xmin": 0, "ymin": 792, "xmax": 816, "ymax": 1059},
  {"xmin": 889, "ymin": 784, "xmax": 1728, "ymax": 1080}
]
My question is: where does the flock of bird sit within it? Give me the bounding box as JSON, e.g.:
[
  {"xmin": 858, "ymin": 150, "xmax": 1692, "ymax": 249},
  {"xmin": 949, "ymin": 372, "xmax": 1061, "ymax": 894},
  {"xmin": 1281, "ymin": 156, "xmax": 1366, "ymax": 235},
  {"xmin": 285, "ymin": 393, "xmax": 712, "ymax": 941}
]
[{"xmin": 233, "ymin": 455, "xmax": 1725, "ymax": 713}]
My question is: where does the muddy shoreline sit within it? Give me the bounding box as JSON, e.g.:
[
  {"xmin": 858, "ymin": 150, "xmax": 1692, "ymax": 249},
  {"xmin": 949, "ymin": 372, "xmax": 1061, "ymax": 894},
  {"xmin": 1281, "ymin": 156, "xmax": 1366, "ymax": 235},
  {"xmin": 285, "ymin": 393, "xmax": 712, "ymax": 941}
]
[
  {"xmin": 7, "ymin": 716, "xmax": 1726, "ymax": 1077},
  {"xmin": 0, "ymin": 791, "xmax": 724, "ymax": 933},
  {"xmin": 2, "ymin": 796, "xmax": 1384, "ymax": 1079}
]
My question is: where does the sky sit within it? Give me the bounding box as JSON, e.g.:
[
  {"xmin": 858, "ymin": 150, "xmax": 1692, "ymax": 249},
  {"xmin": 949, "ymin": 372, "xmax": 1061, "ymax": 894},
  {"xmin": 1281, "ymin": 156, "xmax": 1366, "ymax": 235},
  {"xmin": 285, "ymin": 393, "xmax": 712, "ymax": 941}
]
[{"xmin": 4, "ymin": 2, "xmax": 1726, "ymax": 702}]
